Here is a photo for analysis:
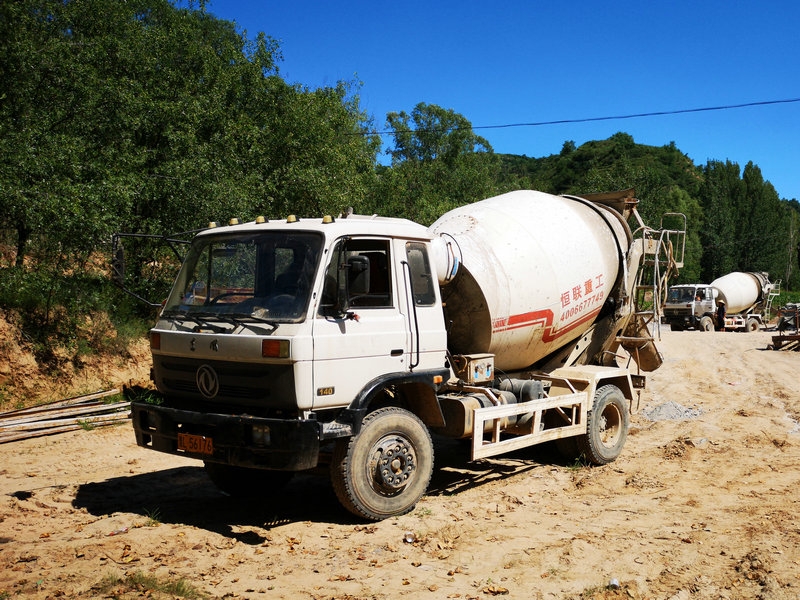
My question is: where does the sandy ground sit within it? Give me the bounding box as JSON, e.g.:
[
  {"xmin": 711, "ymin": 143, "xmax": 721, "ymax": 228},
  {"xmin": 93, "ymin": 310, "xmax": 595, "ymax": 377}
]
[{"xmin": 1, "ymin": 328, "xmax": 800, "ymax": 599}]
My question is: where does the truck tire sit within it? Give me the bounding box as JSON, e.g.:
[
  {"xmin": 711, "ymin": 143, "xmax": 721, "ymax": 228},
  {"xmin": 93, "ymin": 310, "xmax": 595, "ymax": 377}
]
[
  {"xmin": 745, "ymin": 318, "xmax": 760, "ymax": 332},
  {"xmin": 670, "ymin": 323, "xmax": 683, "ymax": 332},
  {"xmin": 699, "ymin": 316, "xmax": 715, "ymax": 331},
  {"xmin": 330, "ymin": 406, "xmax": 433, "ymax": 521},
  {"xmin": 577, "ymin": 385, "xmax": 629, "ymax": 465},
  {"xmin": 204, "ymin": 462, "xmax": 293, "ymax": 497}
]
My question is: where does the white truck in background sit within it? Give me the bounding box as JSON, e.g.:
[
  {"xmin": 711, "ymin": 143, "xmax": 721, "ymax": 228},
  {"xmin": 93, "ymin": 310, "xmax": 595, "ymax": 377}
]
[
  {"xmin": 120, "ymin": 189, "xmax": 683, "ymax": 520},
  {"xmin": 663, "ymin": 272, "xmax": 778, "ymax": 332}
]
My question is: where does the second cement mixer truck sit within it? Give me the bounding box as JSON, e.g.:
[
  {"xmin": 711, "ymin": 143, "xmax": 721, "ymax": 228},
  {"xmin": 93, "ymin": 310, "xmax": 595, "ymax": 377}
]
[
  {"xmin": 663, "ymin": 272, "xmax": 778, "ymax": 332},
  {"xmin": 124, "ymin": 189, "xmax": 680, "ymax": 520}
]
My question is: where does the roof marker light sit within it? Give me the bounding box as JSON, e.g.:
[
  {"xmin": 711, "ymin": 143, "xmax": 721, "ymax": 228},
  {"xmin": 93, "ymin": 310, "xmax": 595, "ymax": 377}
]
[
  {"xmin": 286, "ymin": 215, "xmax": 297, "ymax": 223},
  {"xmin": 208, "ymin": 221, "xmax": 218, "ymax": 229},
  {"xmin": 322, "ymin": 215, "xmax": 334, "ymax": 224},
  {"xmin": 229, "ymin": 218, "xmax": 239, "ymax": 226},
  {"xmin": 255, "ymin": 216, "xmax": 267, "ymax": 224}
]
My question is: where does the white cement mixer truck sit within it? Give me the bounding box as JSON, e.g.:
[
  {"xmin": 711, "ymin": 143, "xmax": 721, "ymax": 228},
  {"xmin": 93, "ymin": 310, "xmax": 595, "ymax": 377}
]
[
  {"xmin": 126, "ymin": 189, "xmax": 681, "ymax": 520},
  {"xmin": 663, "ymin": 272, "xmax": 778, "ymax": 332}
]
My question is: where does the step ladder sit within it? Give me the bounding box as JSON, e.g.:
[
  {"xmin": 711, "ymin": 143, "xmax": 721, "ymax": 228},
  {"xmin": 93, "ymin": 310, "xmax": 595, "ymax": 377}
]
[{"xmin": 618, "ymin": 212, "xmax": 686, "ymax": 369}]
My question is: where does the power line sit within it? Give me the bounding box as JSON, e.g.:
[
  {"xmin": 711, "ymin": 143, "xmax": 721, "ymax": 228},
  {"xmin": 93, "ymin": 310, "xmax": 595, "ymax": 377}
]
[
  {"xmin": 475, "ymin": 97, "xmax": 800, "ymax": 130},
  {"xmin": 367, "ymin": 96, "xmax": 800, "ymax": 137}
]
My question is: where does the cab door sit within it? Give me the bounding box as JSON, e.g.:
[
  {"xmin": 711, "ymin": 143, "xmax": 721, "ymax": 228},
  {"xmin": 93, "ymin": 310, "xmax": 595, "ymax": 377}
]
[{"xmin": 311, "ymin": 237, "xmax": 410, "ymax": 409}]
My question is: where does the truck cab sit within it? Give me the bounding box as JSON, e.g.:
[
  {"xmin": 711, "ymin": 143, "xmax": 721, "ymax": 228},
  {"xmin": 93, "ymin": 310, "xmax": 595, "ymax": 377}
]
[
  {"xmin": 663, "ymin": 284, "xmax": 717, "ymax": 330},
  {"xmin": 135, "ymin": 214, "xmax": 450, "ymax": 474}
]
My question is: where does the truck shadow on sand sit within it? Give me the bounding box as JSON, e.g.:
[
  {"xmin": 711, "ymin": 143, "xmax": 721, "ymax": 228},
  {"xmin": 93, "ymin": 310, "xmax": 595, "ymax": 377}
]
[
  {"xmin": 73, "ymin": 467, "xmax": 345, "ymax": 543},
  {"xmin": 425, "ymin": 436, "xmax": 565, "ymax": 497},
  {"xmin": 72, "ymin": 438, "xmax": 567, "ymax": 541}
]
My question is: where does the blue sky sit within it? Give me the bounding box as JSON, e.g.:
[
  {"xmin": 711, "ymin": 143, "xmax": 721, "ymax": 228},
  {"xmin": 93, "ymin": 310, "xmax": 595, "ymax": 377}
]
[{"xmin": 205, "ymin": 1, "xmax": 800, "ymax": 201}]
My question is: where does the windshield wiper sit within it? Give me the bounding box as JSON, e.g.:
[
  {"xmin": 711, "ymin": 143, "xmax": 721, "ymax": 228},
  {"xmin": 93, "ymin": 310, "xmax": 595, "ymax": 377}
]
[
  {"xmin": 161, "ymin": 310, "xmax": 229, "ymax": 332},
  {"xmin": 215, "ymin": 312, "xmax": 280, "ymax": 329},
  {"xmin": 162, "ymin": 309, "xmax": 279, "ymax": 331}
]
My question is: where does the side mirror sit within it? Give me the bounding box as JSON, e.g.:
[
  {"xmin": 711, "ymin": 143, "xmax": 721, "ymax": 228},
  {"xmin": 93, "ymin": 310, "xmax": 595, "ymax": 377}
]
[
  {"xmin": 347, "ymin": 255, "xmax": 370, "ymax": 295},
  {"xmin": 331, "ymin": 255, "xmax": 370, "ymax": 317}
]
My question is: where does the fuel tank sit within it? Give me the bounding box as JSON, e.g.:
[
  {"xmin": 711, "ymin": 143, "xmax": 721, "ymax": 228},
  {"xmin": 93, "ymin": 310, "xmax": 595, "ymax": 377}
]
[{"xmin": 428, "ymin": 190, "xmax": 630, "ymax": 372}]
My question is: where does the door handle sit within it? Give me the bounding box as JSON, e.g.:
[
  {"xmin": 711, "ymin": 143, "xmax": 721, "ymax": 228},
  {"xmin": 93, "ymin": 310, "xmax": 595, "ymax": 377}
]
[{"xmin": 390, "ymin": 349, "xmax": 403, "ymax": 357}]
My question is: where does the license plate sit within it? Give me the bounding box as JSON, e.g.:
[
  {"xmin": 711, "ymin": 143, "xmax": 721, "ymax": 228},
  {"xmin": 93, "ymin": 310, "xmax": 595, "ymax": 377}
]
[{"xmin": 177, "ymin": 432, "xmax": 214, "ymax": 455}]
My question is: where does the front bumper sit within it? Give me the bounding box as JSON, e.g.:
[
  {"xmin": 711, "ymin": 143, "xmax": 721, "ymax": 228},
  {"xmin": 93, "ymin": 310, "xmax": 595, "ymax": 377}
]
[{"xmin": 131, "ymin": 401, "xmax": 322, "ymax": 471}]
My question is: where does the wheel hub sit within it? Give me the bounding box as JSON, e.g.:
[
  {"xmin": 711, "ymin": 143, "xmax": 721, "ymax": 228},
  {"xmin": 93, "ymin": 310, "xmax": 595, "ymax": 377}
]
[
  {"xmin": 599, "ymin": 407, "xmax": 620, "ymax": 446},
  {"xmin": 372, "ymin": 437, "xmax": 415, "ymax": 490}
]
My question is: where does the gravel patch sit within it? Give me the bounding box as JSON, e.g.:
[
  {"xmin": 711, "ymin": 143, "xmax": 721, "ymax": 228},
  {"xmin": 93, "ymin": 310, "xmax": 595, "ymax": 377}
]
[{"xmin": 641, "ymin": 400, "xmax": 703, "ymax": 421}]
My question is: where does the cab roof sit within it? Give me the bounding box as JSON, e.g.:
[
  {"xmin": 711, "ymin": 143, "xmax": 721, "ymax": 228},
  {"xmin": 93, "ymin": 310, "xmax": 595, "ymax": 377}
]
[{"xmin": 194, "ymin": 213, "xmax": 433, "ymax": 242}]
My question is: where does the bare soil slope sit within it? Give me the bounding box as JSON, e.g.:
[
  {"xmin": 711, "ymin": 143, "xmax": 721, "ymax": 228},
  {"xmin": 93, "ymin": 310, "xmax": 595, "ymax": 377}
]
[{"xmin": 1, "ymin": 329, "xmax": 799, "ymax": 599}]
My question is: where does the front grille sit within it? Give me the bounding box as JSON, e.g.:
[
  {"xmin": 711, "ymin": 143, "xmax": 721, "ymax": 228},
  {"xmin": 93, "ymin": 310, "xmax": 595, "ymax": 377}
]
[
  {"xmin": 164, "ymin": 377, "xmax": 264, "ymax": 400},
  {"xmin": 154, "ymin": 356, "xmax": 296, "ymax": 410}
]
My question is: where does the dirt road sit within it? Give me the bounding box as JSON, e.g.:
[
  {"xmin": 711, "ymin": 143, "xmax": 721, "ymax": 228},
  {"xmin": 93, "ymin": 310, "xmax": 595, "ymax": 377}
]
[{"xmin": 1, "ymin": 329, "xmax": 799, "ymax": 599}]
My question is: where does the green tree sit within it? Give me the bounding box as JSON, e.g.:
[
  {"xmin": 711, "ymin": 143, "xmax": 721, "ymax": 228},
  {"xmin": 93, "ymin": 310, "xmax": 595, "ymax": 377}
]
[
  {"xmin": 698, "ymin": 160, "xmax": 743, "ymax": 280},
  {"xmin": 369, "ymin": 103, "xmax": 498, "ymax": 224},
  {"xmin": 386, "ymin": 103, "xmax": 491, "ymax": 165},
  {"xmin": 739, "ymin": 162, "xmax": 785, "ymax": 276},
  {"xmin": 782, "ymin": 201, "xmax": 800, "ymax": 289},
  {"xmin": 662, "ymin": 187, "xmax": 703, "ymax": 283},
  {"xmin": 249, "ymin": 79, "xmax": 380, "ymax": 220},
  {"xmin": 0, "ymin": 0, "xmax": 381, "ymax": 338},
  {"xmin": 0, "ymin": 0, "xmax": 382, "ymax": 258}
]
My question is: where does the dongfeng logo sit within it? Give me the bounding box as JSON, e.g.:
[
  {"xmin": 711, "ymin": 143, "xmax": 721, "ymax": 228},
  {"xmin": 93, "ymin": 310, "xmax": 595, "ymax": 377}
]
[{"xmin": 196, "ymin": 364, "xmax": 220, "ymax": 399}]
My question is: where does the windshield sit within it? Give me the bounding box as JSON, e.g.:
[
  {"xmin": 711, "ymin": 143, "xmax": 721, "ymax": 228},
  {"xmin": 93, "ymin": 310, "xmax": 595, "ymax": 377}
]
[
  {"xmin": 163, "ymin": 231, "xmax": 324, "ymax": 323},
  {"xmin": 667, "ymin": 287, "xmax": 697, "ymax": 303}
]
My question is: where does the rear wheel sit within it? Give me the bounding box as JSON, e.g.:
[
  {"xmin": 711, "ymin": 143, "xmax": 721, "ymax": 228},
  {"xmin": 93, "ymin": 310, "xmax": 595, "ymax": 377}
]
[
  {"xmin": 331, "ymin": 406, "xmax": 433, "ymax": 521},
  {"xmin": 577, "ymin": 385, "xmax": 629, "ymax": 465},
  {"xmin": 203, "ymin": 462, "xmax": 294, "ymax": 497},
  {"xmin": 746, "ymin": 318, "xmax": 760, "ymax": 332}
]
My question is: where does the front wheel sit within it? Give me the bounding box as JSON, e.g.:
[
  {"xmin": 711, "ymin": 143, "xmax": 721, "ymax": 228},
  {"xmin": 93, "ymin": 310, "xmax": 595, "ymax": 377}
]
[
  {"xmin": 699, "ymin": 316, "xmax": 715, "ymax": 331},
  {"xmin": 577, "ymin": 385, "xmax": 629, "ymax": 465},
  {"xmin": 331, "ymin": 406, "xmax": 434, "ymax": 521}
]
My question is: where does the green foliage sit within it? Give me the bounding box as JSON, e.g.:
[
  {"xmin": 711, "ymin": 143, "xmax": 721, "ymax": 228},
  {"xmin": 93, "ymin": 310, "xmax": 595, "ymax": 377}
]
[
  {"xmin": 740, "ymin": 163, "xmax": 786, "ymax": 274},
  {"xmin": 386, "ymin": 102, "xmax": 492, "ymax": 165},
  {"xmin": 662, "ymin": 187, "xmax": 703, "ymax": 283},
  {"xmin": 0, "ymin": 0, "xmax": 379, "ymax": 343},
  {"xmin": 77, "ymin": 419, "xmax": 95, "ymax": 431},
  {"xmin": 697, "ymin": 160, "xmax": 741, "ymax": 278},
  {"xmin": 367, "ymin": 102, "xmax": 499, "ymax": 224},
  {"xmin": 0, "ymin": 259, "xmax": 154, "ymax": 374},
  {"xmin": 0, "ymin": 0, "xmax": 377, "ymax": 248},
  {"xmin": 250, "ymin": 79, "xmax": 380, "ymax": 219},
  {"xmin": 143, "ymin": 506, "xmax": 163, "ymax": 527},
  {"xmin": 497, "ymin": 132, "xmax": 701, "ymax": 199},
  {"xmin": 694, "ymin": 159, "xmax": 794, "ymax": 286},
  {"xmin": 776, "ymin": 289, "xmax": 800, "ymax": 306}
]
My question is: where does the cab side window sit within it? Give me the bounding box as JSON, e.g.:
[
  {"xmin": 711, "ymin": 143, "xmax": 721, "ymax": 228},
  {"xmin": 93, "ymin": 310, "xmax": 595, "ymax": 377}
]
[
  {"xmin": 349, "ymin": 240, "xmax": 391, "ymax": 308},
  {"xmin": 319, "ymin": 238, "xmax": 393, "ymax": 313},
  {"xmin": 405, "ymin": 242, "xmax": 436, "ymax": 306}
]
